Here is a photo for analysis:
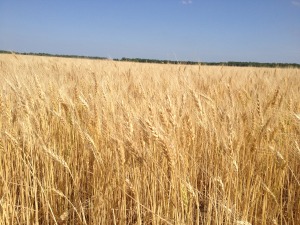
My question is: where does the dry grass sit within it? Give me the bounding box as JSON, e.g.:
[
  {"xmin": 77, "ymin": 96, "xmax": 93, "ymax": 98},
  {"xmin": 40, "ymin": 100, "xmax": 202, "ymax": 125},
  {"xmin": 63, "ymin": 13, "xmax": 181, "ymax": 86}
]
[{"xmin": 0, "ymin": 54, "xmax": 299, "ymax": 225}]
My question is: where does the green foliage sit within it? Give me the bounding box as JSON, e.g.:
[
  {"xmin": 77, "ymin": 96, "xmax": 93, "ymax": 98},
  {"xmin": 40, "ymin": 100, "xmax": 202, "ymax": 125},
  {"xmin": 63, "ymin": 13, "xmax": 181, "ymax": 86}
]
[
  {"xmin": 121, "ymin": 58, "xmax": 300, "ymax": 68},
  {"xmin": 0, "ymin": 50, "xmax": 299, "ymax": 68}
]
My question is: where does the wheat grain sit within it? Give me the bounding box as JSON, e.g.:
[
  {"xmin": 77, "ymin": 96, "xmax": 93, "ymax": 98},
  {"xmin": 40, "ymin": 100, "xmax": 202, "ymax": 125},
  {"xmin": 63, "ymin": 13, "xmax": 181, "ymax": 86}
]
[{"xmin": 1, "ymin": 54, "xmax": 299, "ymax": 225}]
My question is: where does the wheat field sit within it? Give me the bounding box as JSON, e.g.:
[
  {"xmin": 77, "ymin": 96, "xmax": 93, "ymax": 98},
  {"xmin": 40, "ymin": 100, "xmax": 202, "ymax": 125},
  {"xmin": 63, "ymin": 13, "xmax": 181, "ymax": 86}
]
[{"xmin": 0, "ymin": 54, "xmax": 299, "ymax": 225}]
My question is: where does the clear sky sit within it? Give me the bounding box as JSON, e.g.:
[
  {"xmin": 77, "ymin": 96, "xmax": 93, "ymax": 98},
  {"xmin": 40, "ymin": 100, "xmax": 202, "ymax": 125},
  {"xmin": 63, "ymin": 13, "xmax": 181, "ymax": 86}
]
[{"xmin": 0, "ymin": 0, "xmax": 300, "ymax": 63}]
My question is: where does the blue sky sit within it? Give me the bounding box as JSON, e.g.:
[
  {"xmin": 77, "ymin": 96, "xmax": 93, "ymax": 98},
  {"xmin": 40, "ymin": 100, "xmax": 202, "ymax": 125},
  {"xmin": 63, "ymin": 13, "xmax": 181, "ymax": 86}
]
[{"xmin": 0, "ymin": 0, "xmax": 300, "ymax": 63}]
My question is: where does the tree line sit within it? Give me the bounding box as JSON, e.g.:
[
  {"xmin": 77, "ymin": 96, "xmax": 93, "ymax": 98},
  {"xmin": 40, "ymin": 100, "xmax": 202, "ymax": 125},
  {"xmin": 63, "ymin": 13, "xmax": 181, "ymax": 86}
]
[
  {"xmin": 118, "ymin": 57, "xmax": 300, "ymax": 68},
  {"xmin": 0, "ymin": 50, "xmax": 107, "ymax": 60},
  {"xmin": 1, "ymin": 50, "xmax": 299, "ymax": 68}
]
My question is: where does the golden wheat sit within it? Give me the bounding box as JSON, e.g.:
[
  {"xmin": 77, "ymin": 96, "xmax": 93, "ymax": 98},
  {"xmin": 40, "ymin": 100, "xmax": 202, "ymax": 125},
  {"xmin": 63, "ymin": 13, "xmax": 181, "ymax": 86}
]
[{"xmin": 0, "ymin": 54, "xmax": 299, "ymax": 224}]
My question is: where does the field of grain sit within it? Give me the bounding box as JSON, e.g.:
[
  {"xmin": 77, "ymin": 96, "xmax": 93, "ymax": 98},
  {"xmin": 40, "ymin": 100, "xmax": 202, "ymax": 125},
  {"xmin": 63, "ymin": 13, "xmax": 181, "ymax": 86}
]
[{"xmin": 0, "ymin": 54, "xmax": 299, "ymax": 224}]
